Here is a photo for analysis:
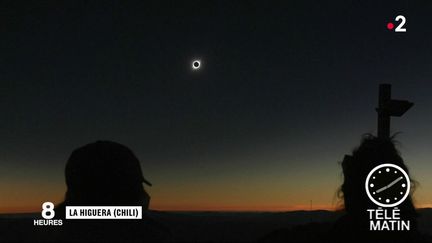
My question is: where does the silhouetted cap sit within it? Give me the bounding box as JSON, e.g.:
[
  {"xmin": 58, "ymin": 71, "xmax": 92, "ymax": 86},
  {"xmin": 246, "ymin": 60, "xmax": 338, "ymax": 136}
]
[{"xmin": 65, "ymin": 141, "xmax": 152, "ymax": 190}]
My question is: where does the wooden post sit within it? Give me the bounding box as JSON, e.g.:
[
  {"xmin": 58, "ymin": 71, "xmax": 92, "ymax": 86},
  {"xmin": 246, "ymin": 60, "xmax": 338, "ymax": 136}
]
[
  {"xmin": 376, "ymin": 84, "xmax": 413, "ymax": 139},
  {"xmin": 377, "ymin": 84, "xmax": 391, "ymax": 139}
]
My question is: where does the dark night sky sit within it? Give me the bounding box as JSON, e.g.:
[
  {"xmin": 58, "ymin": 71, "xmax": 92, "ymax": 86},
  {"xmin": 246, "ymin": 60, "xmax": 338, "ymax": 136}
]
[{"xmin": 1, "ymin": 1, "xmax": 432, "ymax": 211}]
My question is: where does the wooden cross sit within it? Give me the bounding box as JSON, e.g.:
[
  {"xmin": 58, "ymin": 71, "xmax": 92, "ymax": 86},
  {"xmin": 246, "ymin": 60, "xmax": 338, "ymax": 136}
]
[{"xmin": 376, "ymin": 84, "xmax": 413, "ymax": 139}]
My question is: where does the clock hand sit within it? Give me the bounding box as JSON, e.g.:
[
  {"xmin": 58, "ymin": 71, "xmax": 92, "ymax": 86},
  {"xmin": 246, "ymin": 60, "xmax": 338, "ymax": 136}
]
[
  {"xmin": 375, "ymin": 176, "xmax": 404, "ymax": 194},
  {"xmin": 387, "ymin": 176, "xmax": 404, "ymax": 189}
]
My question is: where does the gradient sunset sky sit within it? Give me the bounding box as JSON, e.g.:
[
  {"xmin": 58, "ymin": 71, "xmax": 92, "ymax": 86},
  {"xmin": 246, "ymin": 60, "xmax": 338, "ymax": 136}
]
[{"xmin": 1, "ymin": 1, "xmax": 432, "ymax": 213}]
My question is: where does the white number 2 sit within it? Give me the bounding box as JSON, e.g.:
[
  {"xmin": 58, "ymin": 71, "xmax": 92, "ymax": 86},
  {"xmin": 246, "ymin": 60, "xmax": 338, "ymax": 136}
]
[{"xmin": 395, "ymin": 15, "xmax": 406, "ymax": 32}]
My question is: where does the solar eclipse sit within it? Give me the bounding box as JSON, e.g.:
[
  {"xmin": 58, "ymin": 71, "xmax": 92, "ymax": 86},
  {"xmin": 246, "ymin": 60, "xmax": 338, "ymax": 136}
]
[{"xmin": 192, "ymin": 60, "xmax": 201, "ymax": 70}]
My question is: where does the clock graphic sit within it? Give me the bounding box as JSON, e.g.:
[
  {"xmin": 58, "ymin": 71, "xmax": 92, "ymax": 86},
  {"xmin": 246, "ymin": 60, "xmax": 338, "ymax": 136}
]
[{"xmin": 365, "ymin": 163, "xmax": 410, "ymax": 207}]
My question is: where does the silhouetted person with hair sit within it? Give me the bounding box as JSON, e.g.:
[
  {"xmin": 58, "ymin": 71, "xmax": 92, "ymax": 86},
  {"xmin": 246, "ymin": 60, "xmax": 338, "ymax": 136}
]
[
  {"xmin": 54, "ymin": 141, "xmax": 172, "ymax": 242},
  {"xmin": 260, "ymin": 134, "xmax": 431, "ymax": 243},
  {"xmin": 331, "ymin": 134, "xmax": 429, "ymax": 242}
]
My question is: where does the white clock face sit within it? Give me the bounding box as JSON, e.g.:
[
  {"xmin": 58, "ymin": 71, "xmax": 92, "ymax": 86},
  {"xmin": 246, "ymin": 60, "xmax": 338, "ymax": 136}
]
[{"xmin": 365, "ymin": 163, "xmax": 410, "ymax": 207}]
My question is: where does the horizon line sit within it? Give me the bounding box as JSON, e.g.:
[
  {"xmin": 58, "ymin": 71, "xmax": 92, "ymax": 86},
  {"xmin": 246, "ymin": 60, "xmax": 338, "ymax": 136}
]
[{"xmin": 2, "ymin": 205, "xmax": 432, "ymax": 214}]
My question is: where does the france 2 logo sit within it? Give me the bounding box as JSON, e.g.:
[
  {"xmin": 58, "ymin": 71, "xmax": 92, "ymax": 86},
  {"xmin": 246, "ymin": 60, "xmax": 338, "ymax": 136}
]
[{"xmin": 387, "ymin": 15, "xmax": 407, "ymax": 32}]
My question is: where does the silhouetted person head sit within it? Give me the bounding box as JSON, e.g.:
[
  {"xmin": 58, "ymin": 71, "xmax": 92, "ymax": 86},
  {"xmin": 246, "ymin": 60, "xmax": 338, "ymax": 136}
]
[
  {"xmin": 332, "ymin": 134, "xmax": 424, "ymax": 242},
  {"xmin": 339, "ymin": 134, "xmax": 416, "ymax": 221},
  {"xmin": 260, "ymin": 134, "xmax": 428, "ymax": 243},
  {"xmin": 54, "ymin": 141, "xmax": 172, "ymax": 242},
  {"xmin": 62, "ymin": 140, "xmax": 152, "ymax": 208}
]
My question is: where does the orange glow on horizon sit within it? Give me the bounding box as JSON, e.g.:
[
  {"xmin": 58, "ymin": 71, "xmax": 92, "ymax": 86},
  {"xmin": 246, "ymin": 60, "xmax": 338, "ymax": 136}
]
[
  {"xmin": 150, "ymin": 203, "xmax": 337, "ymax": 212},
  {"xmin": 3, "ymin": 201, "xmax": 432, "ymax": 214},
  {"xmin": 0, "ymin": 206, "xmax": 42, "ymax": 214},
  {"xmin": 0, "ymin": 204, "xmax": 337, "ymax": 214}
]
